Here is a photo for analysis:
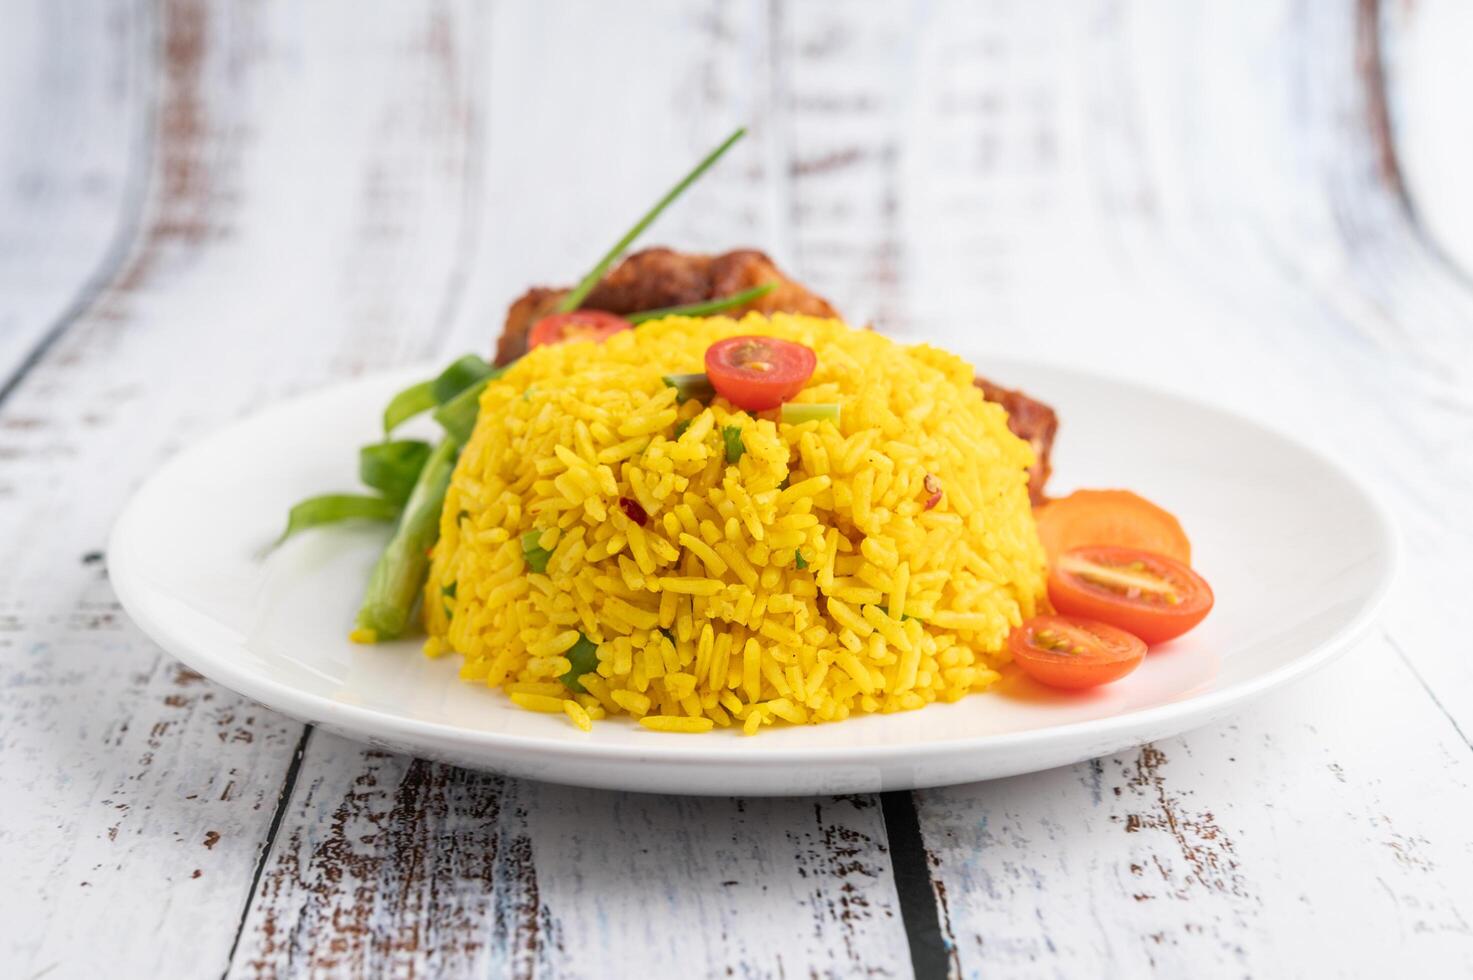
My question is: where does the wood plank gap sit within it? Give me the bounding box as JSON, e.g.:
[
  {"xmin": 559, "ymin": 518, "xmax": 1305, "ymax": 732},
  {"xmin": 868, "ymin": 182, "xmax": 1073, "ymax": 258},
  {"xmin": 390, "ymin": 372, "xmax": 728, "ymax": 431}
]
[
  {"xmin": 219, "ymin": 723, "xmax": 314, "ymax": 980},
  {"xmin": 0, "ymin": 0, "xmax": 157, "ymax": 414},
  {"xmin": 1384, "ymin": 629, "xmax": 1473, "ymax": 754},
  {"xmin": 879, "ymin": 790, "xmax": 953, "ymax": 980}
]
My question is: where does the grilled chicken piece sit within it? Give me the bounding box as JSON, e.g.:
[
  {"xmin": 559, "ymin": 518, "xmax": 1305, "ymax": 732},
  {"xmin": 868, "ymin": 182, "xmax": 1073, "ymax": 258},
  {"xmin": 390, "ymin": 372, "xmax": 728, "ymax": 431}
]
[
  {"xmin": 495, "ymin": 246, "xmax": 1056, "ymax": 501},
  {"xmin": 974, "ymin": 377, "xmax": 1058, "ymax": 504},
  {"xmin": 495, "ymin": 248, "xmax": 836, "ymax": 366}
]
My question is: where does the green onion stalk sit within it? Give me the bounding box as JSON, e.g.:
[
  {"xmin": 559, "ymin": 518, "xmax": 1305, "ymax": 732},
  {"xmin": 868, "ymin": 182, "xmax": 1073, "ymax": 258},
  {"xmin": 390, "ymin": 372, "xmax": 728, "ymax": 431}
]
[
  {"xmin": 628, "ymin": 282, "xmax": 776, "ymax": 324},
  {"xmin": 556, "ymin": 128, "xmax": 747, "ymax": 315},
  {"xmin": 780, "ymin": 403, "xmax": 841, "ymax": 426},
  {"xmin": 351, "ymin": 437, "xmax": 458, "ymax": 642}
]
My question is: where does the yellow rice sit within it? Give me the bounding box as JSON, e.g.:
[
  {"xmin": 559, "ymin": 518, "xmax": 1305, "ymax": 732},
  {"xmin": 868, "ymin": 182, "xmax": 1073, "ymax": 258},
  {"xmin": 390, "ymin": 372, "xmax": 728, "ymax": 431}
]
[{"xmin": 423, "ymin": 313, "xmax": 1046, "ymax": 733}]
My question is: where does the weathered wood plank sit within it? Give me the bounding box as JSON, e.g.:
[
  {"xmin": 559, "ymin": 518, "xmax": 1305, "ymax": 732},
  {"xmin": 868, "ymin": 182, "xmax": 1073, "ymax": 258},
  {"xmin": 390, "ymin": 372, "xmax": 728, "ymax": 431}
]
[
  {"xmin": 229, "ymin": 732, "xmax": 908, "ymax": 979},
  {"xmin": 0, "ymin": 0, "xmax": 148, "ymax": 384},
  {"xmin": 0, "ymin": 0, "xmax": 484, "ymax": 976}
]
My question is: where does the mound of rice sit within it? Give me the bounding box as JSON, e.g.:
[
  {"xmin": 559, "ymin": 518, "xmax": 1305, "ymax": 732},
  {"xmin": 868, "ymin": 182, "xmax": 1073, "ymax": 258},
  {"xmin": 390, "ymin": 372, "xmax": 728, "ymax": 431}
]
[{"xmin": 423, "ymin": 313, "xmax": 1046, "ymax": 734}]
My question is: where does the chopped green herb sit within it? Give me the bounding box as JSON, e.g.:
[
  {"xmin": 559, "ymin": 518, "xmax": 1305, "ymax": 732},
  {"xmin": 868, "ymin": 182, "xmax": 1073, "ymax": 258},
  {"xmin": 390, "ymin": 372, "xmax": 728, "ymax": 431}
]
[
  {"xmin": 431, "ymin": 355, "xmax": 500, "ymax": 404},
  {"xmin": 442, "ymin": 581, "xmax": 457, "ymax": 599},
  {"xmin": 560, "ymin": 634, "xmax": 600, "ymax": 693},
  {"xmin": 673, "ymin": 418, "xmax": 693, "ymax": 439},
  {"xmin": 382, "ymin": 380, "xmax": 436, "ymax": 435},
  {"xmin": 629, "ymin": 282, "xmax": 778, "ymax": 324},
  {"xmin": 556, "ymin": 128, "xmax": 747, "ymax": 315},
  {"xmin": 521, "ymin": 530, "xmax": 553, "ymax": 574},
  {"xmin": 277, "ymin": 494, "xmax": 401, "ymax": 545},
  {"xmin": 359, "ymin": 440, "xmax": 432, "ymax": 505},
  {"xmin": 722, "ymin": 425, "xmax": 746, "ymax": 464},
  {"xmin": 662, "ymin": 373, "xmax": 716, "ymax": 404},
  {"xmin": 794, "ymin": 550, "xmax": 808, "ymax": 570},
  {"xmin": 780, "ymin": 402, "xmax": 841, "ymax": 426}
]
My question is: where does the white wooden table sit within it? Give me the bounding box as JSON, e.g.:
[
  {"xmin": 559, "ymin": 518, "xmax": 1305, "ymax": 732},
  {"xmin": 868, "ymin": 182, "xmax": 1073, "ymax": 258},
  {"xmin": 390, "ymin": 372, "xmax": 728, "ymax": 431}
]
[{"xmin": 3, "ymin": 2, "xmax": 1471, "ymax": 977}]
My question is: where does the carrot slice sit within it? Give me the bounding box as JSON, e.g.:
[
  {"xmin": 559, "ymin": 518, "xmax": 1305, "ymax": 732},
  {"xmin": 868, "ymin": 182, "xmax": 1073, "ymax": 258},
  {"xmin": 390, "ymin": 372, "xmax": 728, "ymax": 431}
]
[{"xmin": 1033, "ymin": 489, "xmax": 1192, "ymax": 564}]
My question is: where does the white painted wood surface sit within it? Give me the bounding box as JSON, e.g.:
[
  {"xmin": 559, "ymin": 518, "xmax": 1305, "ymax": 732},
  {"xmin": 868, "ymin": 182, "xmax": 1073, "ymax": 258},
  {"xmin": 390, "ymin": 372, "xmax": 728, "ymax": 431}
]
[
  {"xmin": 1, "ymin": 1, "xmax": 1470, "ymax": 978},
  {"xmin": 0, "ymin": 0, "xmax": 147, "ymax": 384}
]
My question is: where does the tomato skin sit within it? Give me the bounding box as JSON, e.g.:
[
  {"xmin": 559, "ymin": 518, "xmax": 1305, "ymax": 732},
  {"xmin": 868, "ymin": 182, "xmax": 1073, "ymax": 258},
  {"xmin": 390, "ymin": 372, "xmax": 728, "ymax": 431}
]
[
  {"xmin": 1008, "ymin": 615, "xmax": 1147, "ymax": 689},
  {"xmin": 528, "ymin": 310, "xmax": 632, "ymax": 349},
  {"xmin": 704, "ymin": 336, "xmax": 817, "ymax": 412},
  {"xmin": 1048, "ymin": 546, "xmax": 1213, "ymax": 645}
]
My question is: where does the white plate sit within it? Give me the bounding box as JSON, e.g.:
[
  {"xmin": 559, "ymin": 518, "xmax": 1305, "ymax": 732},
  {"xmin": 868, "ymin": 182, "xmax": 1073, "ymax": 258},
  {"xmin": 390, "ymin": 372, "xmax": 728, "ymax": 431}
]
[{"xmin": 109, "ymin": 358, "xmax": 1398, "ymax": 796}]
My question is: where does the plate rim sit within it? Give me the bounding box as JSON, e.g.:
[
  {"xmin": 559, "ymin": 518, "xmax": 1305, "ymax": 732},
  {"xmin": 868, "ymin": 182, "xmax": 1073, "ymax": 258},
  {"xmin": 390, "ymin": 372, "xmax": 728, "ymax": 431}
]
[{"xmin": 108, "ymin": 357, "xmax": 1402, "ymax": 770}]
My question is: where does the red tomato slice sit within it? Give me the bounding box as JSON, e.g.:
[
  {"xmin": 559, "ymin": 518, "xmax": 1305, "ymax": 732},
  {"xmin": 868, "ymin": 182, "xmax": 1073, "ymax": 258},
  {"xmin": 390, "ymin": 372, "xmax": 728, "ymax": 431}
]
[
  {"xmin": 1007, "ymin": 614, "xmax": 1147, "ymax": 689},
  {"xmin": 528, "ymin": 310, "xmax": 632, "ymax": 349},
  {"xmin": 704, "ymin": 335, "xmax": 817, "ymax": 412},
  {"xmin": 1048, "ymin": 546, "xmax": 1214, "ymax": 645}
]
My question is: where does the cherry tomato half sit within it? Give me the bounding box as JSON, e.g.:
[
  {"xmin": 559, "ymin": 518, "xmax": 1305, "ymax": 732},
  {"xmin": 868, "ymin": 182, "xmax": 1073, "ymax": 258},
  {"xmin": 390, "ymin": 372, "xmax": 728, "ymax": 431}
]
[
  {"xmin": 704, "ymin": 335, "xmax": 817, "ymax": 412},
  {"xmin": 1008, "ymin": 614, "xmax": 1147, "ymax": 689},
  {"xmin": 528, "ymin": 310, "xmax": 632, "ymax": 349},
  {"xmin": 1048, "ymin": 546, "xmax": 1214, "ymax": 645}
]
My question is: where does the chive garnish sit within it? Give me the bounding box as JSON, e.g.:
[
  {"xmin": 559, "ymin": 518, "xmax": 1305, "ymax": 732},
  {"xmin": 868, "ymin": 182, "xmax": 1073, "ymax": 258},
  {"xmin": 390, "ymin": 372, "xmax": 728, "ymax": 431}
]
[
  {"xmin": 556, "ymin": 128, "xmax": 747, "ymax": 314},
  {"xmin": 780, "ymin": 403, "xmax": 841, "ymax": 426},
  {"xmin": 629, "ymin": 282, "xmax": 778, "ymax": 325}
]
